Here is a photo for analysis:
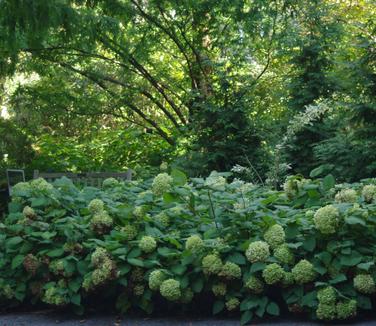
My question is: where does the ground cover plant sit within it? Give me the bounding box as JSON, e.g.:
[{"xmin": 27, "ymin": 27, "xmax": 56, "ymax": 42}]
[{"xmin": 1, "ymin": 170, "xmax": 376, "ymax": 325}]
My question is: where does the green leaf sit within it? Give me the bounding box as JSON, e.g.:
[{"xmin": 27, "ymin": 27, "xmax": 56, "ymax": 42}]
[
  {"xmin": 266, "ymin": 302, "xmax": 280, "ymax": 316},
  {"xmin": 301, "ymin": 291, "xmax": 317, "ymax": 307},
  {"xmin": 191, "ymin": 278, "xmax": 204, "ymax": 293},
  {"xmin": 310, "ymin": 166, "xmax": 325, "ymax": 178},
  {"xmin": 171, "ymin": 169, "xmax": 187, "ymax": 186},
  {"xmin": 163, "ymin": 192, "xmax": 180, "ymax": 204},
  {"xmin": 240, "ymin": 311, "xmax": 253, "ymax": 326},
  {"xmin": 227, "ymin": 252, "xmax": 246, "ymax": 265},
  {"xmin": 357, "ymin": 262, "xmax": 374, "ymax": 271},
  {"xmin": 71, "ymin": 293, "xmax": 81, "ymax": 305},
  {"xmin": 329, "ymin": 274, "xmax": 347, "ymax": 284},
  {"xmin": 127, "ymin": 258, "xmax": 144, "ymax": 267},
  {"xmin": 322, "ymin": 174, "xmax": 335, "ymax": 190},
  {"xmin": 303, "ymin": 235, "xmax": 316, "ymax": 252},
  {"xmin": 6, "ymin": 236, "xmax": 23, "ymax": 248},
  {"xmin": 250, "ymin": 262, "xmax": 266, "ymax": 273},
  {"xmin": 11, "ymin": 255, "xmax": 24, "ymax": 269},
  {"xmin": 212, "ymin": 300, "xmax": 225, "ymax": 315},
  {"xmin": 345, "ymin": 216, "xmax": 366, "ymax": 226},
  {"xmin": 340, "ymin": 253, "xmax": 362, "ymax": 266},
  {"xmin": 46, "ymin": 248, "xmax": 64, "ymax": 258}
]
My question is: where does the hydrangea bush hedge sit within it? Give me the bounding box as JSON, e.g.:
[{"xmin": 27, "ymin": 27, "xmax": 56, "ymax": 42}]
[{"xmin": 1, "ymin": 171, "xmax": 376, "ymax": 324}]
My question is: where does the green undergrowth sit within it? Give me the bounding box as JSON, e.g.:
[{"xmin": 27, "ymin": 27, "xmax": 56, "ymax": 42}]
[{"xmin": 1, "ymin": 170, "xmax": 376, "ymax": 325}]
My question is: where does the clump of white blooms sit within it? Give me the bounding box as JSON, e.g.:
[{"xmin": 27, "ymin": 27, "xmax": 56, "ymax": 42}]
[
  {"xmin": 283, "ymin": 177, "xmax": 310, "ymax": 199},
  {"xmin": 264, "ymin": 224, "xmax": 285, "ymax": 249},
  {"xmin": 148, "ymin": 270, "xmax": 167, "ymax": 291},
  {"xmin": 88, "ymin": 199, "xmax": 105, "ymax": 215},
  {"xmin": 245, "ymin": 276, "xmax": 264, "ymax": 294},
  {"xmin": 262, "ymin": 263, "xmax": 285, "ymax": 285},
  {"xmin": 245, "ymin": 241, "xmax": 270, "ymax": 263},
  {"xmin": 139, "ymin": 236, "xmax": 157, "ymax": 253},
  {"xmin": 155, "ymin": 212, "xmax": 169, "ymax": 226},
  {"xmin": 219, "ymin": 262, "xmax": 241, "ymax": 280},
  {"xmin": 273, "ymin": 244, "xmax": 295, "ymax": 265},
  {"xmin": 12, "ymin": 182, "xmax": 31, "ymax": 196},
  {"xmin": 353, "ymin": 274, "xmax": 375, "ymax": 294},
  {"xmin": 225, "ymin": 297, "xmax": 240, "ymax": 311},
  {"xmin": 362, "ymin": 185, "xmax": 376, "ymax": 203},
  {"xmin": 233, "ymin": 198, "xmax": 250, "ymax": 211},
  {"xmin": 120, "ymin": 224, "xmax": 138, "ymax": 240},
  {"xmin": 90, "ymin": 211, "xmax": 113, "ymax": 234},
  {"xmin": 204, "ymin": 171, "xmax": 226, "ymax": 190},
  {"xmin": 292, "ymin": 260, "xmax": 316, "ymax": 284},
  {"xmin": 335, "ymin": 189, "xmax": 357, "ymax": 203},
  {"xmin": 336, "ymin": 300, "xmax": 357, "ymax": 320},
  {"xmin": 23, "ymin": 206, "xmax": 36, "ymax": 219},
  {"xmin": 152, "ymin": 173, "xmax": 173, "ymax": 196},
  {"xmin": 102, "ymin": 177, "xmax": 119, "ymax": 188},
  {"xmin": 30, "ymin": 178, "xmax": 53, "ymax": 192},
  {"xmin": 212, "ymin": 283, "xmax": 227, "ymax": 296},
  {"xmin": 160, "ymin": 162, "xmax": 168, "ymax": 171},
  {"xmin": 160, "ymin": 279, "xmax": 181, "ymax": 301},
  {"xmin": 202, "ymin": 254, "xmax": 222, "ymax": 275},
  {"xmin": 185, "ymin": 235, "xmax": 204, "ymax": 253},
  {"xmin": 133, "ymin": 206, "xmax": 146, "ymax": 219},
  {"xmin": 313, "ymin": 205, "xmax": 340, "ymax": 234}
]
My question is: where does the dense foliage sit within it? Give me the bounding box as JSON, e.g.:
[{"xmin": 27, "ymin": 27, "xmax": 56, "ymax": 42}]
[
  {"xmin": 2, "ymin": 171, "xmax": 376, "ymax": 324},
  {"xmin": 0, "ymin": 1, "xmax": 374, "ymax": 182}
]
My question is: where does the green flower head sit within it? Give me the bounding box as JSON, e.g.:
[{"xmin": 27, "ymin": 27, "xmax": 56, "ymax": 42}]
[
  {"xmin": 245, "ymin": 241, "xmax": 270, "ymax": 263},
  {"xmin": 219, "ymin": 262, "xmax": 241, "ymax": 280},
  {"xmin": 91, "ymin": 247, "xmax": 109, "ymax": 267},
  {"xmin": 88, "ymin": 199, "xmax": 105, "ymax": 215},
  {"xmin": 23, "ymin": 206, "xmax": 36, "ymax": 219},
  {"xmin": 31, "ymin": 178, "xmax": 53, "ymax": 192},
  {"xmin": 262, "ymin": 263, "xmax": 285, "ymax": 285},
  {"xmin": 317, "ymin": 286, "xmax": 336, "ymax": 305},
  {"xmin": 133, "ymin": 206, "xmax": 146, "ymax": 219},
  {"xmin": 92, "ymin": 265, "xmax": 112, "ymax": 286},
  {"xmin": 185, "ymin": 235, "xmax": 204, "ymax": 253},
  {"xmin": 245, "ymin": 276, "xmax": 264, "ymax": 294},
  {"xmin": 12, "ymin": 182, "xmax": 31, "ymax": 197},
  {"xmin": 316, "ymin": 303, "xmax": 336, "ymax": 321},
  {"xmin": 353, "ymin": 274, "xmax": 375, "ymax": 294},
  {"xmin": 264, "ymin": 224, "xmax": 285, "ymax": 249},
  {"xmin": 139, "ymin": 236, "xmax": 157, "ymax": 253},
  {"xmin": 102, "ymin": 177, "xmax": 119, "ymax": 189},
  {"xmin": 336, "ymin": 300, "xmax": 357, "ymax": 320},
  {"xmin": 133, "ymin": 284, "xmax": 145, "ymax": 296},
  {"xmin": 282, "ymin": 271, "xmax": 294, "ymax": 287},
  {"xmin": 292, "ymin": 260, "xmax": 316, "ymax": 284},
  {"xmin": 274, "ymin": 244, "xmax": 294, "ymax": 265},
  {"xmin": 313, "ymin": 205, "xmax": 340, "ymax": 234},
  {"xmin": 202, "ymin": 254, "xmax": 222, "ymax": 275},
  {"xmin": 160, "ymin": 279, "xmax": 181, "ymax": 301},
  {"xmin": 152, "ymin": 173, "xmax": 173, "ymax": 197},
  {"xmin": 335, "ymin": 189, "xmax": 357, "ymax": 203},
  {"xmin": 23, "ymin": 253, "xmax": 40, "ymax": 275},
  {"xmin": 225, "ymin": 297, "xmax": 240, "ymax": 311},
  {"xmin": 212, "ymin": 283, "xmax": 227, "ymax": 296},
  {"xmin": 121, "ymin": 224, "xmax": 138, "ymax": 240},
  {"xmin": 43, "ymin": 286, "xmax": 68, "ymax": 306},
  {"xmin": 148, "ymin": 270, "xmax": 167, "ymax": 291},
  {"xmin": 155, "ymin": 212, "xmax": 169, "ymax": 227},
  {"xmin": 90, "ymin": 211, "xmax": 113, "ymax": 233},
  {"xmin": 362, "ymin": 185, "xmax": 376, "ymax": 203}
]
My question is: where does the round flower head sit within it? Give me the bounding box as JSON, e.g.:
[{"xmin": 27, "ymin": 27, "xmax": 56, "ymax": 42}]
[
  {"xmin": 180, "ymin": 288, "xmax": 194, "ymax": 303},
  {"xmin": 316, "ymin": 303, "xmax": 336, "ymax": 321},
  {"xmin": 92, "ymin": 265, "xmax": 112, "ymax": 286},
  {"xmin": 49, "ymin": 260, "xmax": 65, "ymax": 276},
  {"xmin": 362, "ymin": 185, "xmax": 376, "ymax": 203},
  {"xmin": 245, "ymin": 241, "xmax": 270, "ymax": 263},
  {"xmin": 102, "ymin": 177, "xmax": 119, "ymax": 189},
  {"xmin": 131, "ymin": 267, "xmax": 144, "ymax": 282},
  {"xmin": 262, "ymin": 263, "xmax": 285, "ymax": 285},
  {"xmin": 91, "ymin": 247, "xmax": 109, "ymax": 267},
  {"xmin": 335, "ymin": 189, "xmax": 357, "ymax": 203},
  {"xmin": 313, "ymin": 205, "xmax": 340, "ymax": 234},
  {"xmin": 317, "ymin": 286, "xmax": 336, "ymax": 305},
  {"xmin": 274, "ymin": 244, "xmax": 294, "ymax": 265},
  {"xmin": 202, "ymin": 254, "xmax": 222, "ymax": 275},
  {"xmin": 155, "ymin": 212, "xmax": 169, "ymax": 227},
  {"xmin": 133, "ymin": 284, "xmax": 145, "ymax": 296},
  {"xmin": 264, "ymin": 224, "xmax": 285, "ymax": 249},
  {"xmin": 23, "ymin": 206, "xmax": 36, "ymax": 219},
  {"xmin": 225, "ymin": 297, "xmax": 240, "ymax": 311},
  {"xmin": 23, "ymin": 254, "xmax": 40, "ymax": 275},
  {"xmin": 90, "ymin": 211, "xmax": 113, "ymax": 234},
  {"xmin": 185, "ymin": 235, "xmax": 204, "ymax": 253},
  {"xmin": 31, "ymin": 178, "xmax": 53, "ymax": 192},
  {"xmin": 133, "ymin": 206, "xmax": 146, "ymax": 219},
  {"xmin": 283, "ymin": 177, "xmax": 299, "ymax": 198},
  {"xmin": 160, "ymin": 162, "xmax": 168, "ymax": 171},
  {"xmin": 152, "ymin": 173, "xmax": 173, "ymax": 197},
  {"xmin": 245, "ymin": 276, "xmax": 264, "ymax": 294},
  {"xmin": 139, "ymin": 236, "xmax": 157, "ymax": 253},
  {"xmin": 43, "ymin": 286, "xmax": 68, "ymax": 306},
  {"xmin": 212, "ymin": 283, "xmax": 227, "ymax": 296},
  {"xmin": 204, "ymin": 172, "xmax": 227, "ymax": 190},
  {"xmin": 160, "ymin": 279, "xmax": 181, "ymax": 301},
  {"xmin": 88, "ymin": 199, "xmax": 105, "ymax": 215},
  {"xmin": 148, "ymin": 270, "xmax": 167, "ymax": 291},
  {"xmin": 292, "ymin": 260, "xmax": 316, "ymax": 284},
  {"xmin": 12, "ymin": 182, "xmax": 31, "ymax": 196},
  {"xmin": 121, "ymin": 224, "xmax": 138, "ymax": 240},
  {"xmin": 353, "ymin": 274, "xmax": 375, "ymax": 294},
  {"xmin": 336, "ymin": 300, "xmax": 357, "ymax": 320},
  {"xmin": 219, "ymin": 262, "xmax": 241, "ymax": 280}
]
